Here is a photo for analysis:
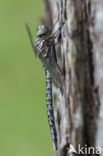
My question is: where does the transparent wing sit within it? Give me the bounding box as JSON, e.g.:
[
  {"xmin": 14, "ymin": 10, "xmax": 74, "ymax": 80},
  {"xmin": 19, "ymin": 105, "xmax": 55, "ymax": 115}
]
[
  {"xmin": 25, "ymin": 23, "xmax": 36, "ymax": 56},
  {"xmin": 50, "ymin": 43, "xmax": 61, "ymax": 73}
]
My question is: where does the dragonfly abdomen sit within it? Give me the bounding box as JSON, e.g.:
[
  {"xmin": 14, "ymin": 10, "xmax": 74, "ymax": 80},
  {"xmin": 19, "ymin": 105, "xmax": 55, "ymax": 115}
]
[{"xmin": 45, "ymin": 68, "xmax": 57, "ymax": 150}]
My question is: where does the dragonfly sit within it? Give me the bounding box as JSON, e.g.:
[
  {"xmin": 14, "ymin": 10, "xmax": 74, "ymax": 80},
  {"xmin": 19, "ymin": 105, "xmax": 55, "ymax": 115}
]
[{"xmin": 26, "ymin": 19, "xmax": 64, "ymax": 150}]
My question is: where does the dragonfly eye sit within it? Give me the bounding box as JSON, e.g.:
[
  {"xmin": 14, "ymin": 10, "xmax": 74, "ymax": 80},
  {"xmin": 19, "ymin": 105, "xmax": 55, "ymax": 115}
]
[{"xmin": 37, "ymin": 25, "xmax": 50, "ymax": 37}]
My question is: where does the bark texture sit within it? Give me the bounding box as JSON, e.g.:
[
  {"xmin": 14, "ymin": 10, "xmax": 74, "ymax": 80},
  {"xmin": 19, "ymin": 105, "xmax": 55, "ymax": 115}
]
[{"xmin": 43, "ymin": 0, "xmax": 103, "ymax": 155}]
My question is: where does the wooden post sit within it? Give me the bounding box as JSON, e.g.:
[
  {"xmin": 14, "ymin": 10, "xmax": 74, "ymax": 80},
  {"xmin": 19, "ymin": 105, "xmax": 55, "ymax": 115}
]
[{"xmin": 43, "ymin": 0, "xmax": 103, "ymax": 155}]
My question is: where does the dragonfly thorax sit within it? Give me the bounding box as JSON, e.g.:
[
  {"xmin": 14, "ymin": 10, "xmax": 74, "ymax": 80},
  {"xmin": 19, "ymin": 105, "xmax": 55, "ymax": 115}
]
[{"xmin": 37, "ymin": 25, "xmax": 50, "ymax": 37}]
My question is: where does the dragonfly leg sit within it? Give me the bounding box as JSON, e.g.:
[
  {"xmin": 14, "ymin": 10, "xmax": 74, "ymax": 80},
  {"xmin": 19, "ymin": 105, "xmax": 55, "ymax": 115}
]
[{"xmin": 53, "ymin": 22, "xmax": 64, "ymax": 39}]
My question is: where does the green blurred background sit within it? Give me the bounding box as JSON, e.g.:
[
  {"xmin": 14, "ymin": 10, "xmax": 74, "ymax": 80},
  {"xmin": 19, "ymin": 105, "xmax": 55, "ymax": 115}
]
[{"xmin": 0, "ymin": 0, "xmax": 54, "ymax": 155}]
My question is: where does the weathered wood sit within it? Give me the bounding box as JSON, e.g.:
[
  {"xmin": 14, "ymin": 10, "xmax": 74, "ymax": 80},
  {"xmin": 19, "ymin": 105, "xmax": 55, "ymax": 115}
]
[
  {"xmin": 43, "ymin": 0, "xmax": 103, "ymax": 155},
  {"xmin": 90, "ymin": 1, "xmax": 103, "ymax": 156}
]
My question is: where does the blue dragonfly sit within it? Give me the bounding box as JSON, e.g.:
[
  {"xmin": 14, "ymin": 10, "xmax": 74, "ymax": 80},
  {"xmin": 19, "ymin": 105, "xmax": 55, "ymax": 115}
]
[{"xmin": 26, "ymin": 20, "xmax": 64, "ymax": 150}]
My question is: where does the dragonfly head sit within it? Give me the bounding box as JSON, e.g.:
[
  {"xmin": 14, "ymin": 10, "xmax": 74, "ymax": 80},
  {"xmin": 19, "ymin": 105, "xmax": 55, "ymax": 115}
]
[{"xmin": 37, "ymin": 25, "xmax": 50, "ymax": 37}]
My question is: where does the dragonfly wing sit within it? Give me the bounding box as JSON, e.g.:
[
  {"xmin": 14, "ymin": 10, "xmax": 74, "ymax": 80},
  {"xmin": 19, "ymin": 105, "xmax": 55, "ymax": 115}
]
[
  {"xmin": 49, "ymin": 42, "xmax": 57, "ymax": 64},
  {"xmin": 25, "ymin": 23, "xmax": 36, "ymax": 56}
]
